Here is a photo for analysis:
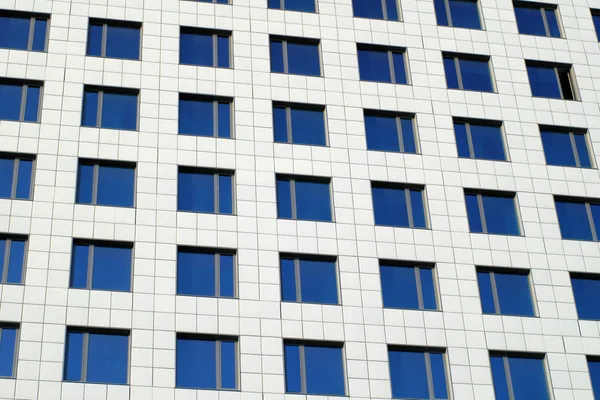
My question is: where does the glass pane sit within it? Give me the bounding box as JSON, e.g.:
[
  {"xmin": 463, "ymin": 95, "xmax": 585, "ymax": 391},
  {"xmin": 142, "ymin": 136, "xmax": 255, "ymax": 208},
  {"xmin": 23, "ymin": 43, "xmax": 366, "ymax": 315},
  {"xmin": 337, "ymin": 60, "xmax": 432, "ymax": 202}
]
[
  {"xmin": 218, "ymin": 102, "xmax": 231, "ymax": 138},
  {"xmin": 32, "ymin": 19, "xmax": 47, "ymax": 51},
  {"xmin": 179, "ymin": 97, "xmax": 214, "ymax": 136},
  {"xmin": 0, "ymin": 241, "xmax": 4, "ymax": 280},
  {"xmin": 287, "ymin": 41, "xmax": 320, "ymax": 76},
  {"xmin": 388, "ymin": 350, "xmax": 429, "ymax": 398},
  {"xmin": 81, "ymin": 90, "xmax": 99, "ymax": 127},
  {"xmin": 221, "ymin": 341, "xmax": 236, "ymax": 389},
  {"xmin": 276, "ymin": 178, "xmax": 292, "ymax": 218},
  {"xmin": 574, "ymin": 133, "xmax": 592, "ymax": 168},
  {"xmin": 527, "ymin": 65, "xmax": 562, "ymax": 99},
  {"xmin": 285, "ymin": 0, "xmax": 316, "ymax": 12},
  {"xmin": 558, "ymin": 67, "xmax": 575, "ymax": 100},
  {"xmin": 280, "ymin": 258, "xmax": 297, "ymax": 302},
  {"xmin": 588, "ymin": 360, "xmax": 600, "ymax": 399},
  {"xmin": 545, "ymin": 9, "xmax": 561, "ymax": 38},
  {"xmin": 372, "ymin": 186, "xmax": 409, "ymax": 227},
  {"xmin": 0, "ymin": 83, "xmax": 24, "ymax": 121},
  {"xmin": 217, "ymin": 36, "xmax": 230, "ymax": 68},
  {"xmin": 304, "ymin": 345, "xmax": 345, "ymax": 395},
  {"xmin": 470, "ymin": 124, "xmax": 506, "ymax": 161},
  {"xmin": 96, "ymin": 165, "xmax": 135, "ymax": 207},
  {"xmin": 400, "ymin": 117, "xmax": 416, "ymax": 153},
  {"xmin": 270, "ymin": 40, "xmax": 285, "ymax": 73},
  {"xmin": 490, "ymin": 356, "xmax": 511, "ymax": 400},
  {"xmin": 24, "ymin": 86, "xmax": 40, "ymax": 122},
  {"xmin": 449, "ymin": 0, "xmax": 481, "ymax": 29},
  {"xmin": 64, "ymin": 331, "xmax": 84, "ymax": 381},
  {"xmin": 380, "ymin": 265, "xmax": 419, "ymax": 309},
  {"xmin": 571, "ymin": 276, "xmax": 600, "ymax": 320},
  {"xmin": 177, "ymin": 250, "xmax": 216, "ymax": 296},
  {"xmin": 434, "ymin": 0, "xmax": 449, "ymax": 26},
  {"xmin": 0, "ymin": 158, "xmax": 14, "ymax": 198},
  {"xmin": 515, "ymin": 6, "xmax": 546, "ymax": 36},
  {"xmin": 178, "ymin": 171, "xmax": 215, "ymax": 213},
  {"xmin": 295, "ymin": 180, "xmax": 332, "ymax": 221},
  {"xmin": 392, "ymin": 52, "xmax": 407, "ymax": 84},
  {"xmin": 71, "ymin": 244, "xmax": 89, "ymax": 289},
  {"xmin": 299, "ymin": 259, "xmax": 338, "ymax": 304},
  {"xmin": 92, "ymin": 245, "xmax": 132, "ymax": 291},
  {"xmin": 410, "ymin": 189, "xmax": 426, "ymax": 228},
  {"xmin": 86, "ymin": 332, "xmax": 129, "ymax": 384},
  {"xmin": 290, "ymin": 107, "xmax": 326, "ymax": 146},
  {"xmin": 443, "ymin": 57, "xmax": 459, "ymax": 89},
  {"xmin": 180, "ymin": 31, "xmax": 213, "ymax": 66},
  {"xmin": 218, "ymin": 174, "xmax": 233, "ymax": 214},
  {"xmin": 273, "ymin": 106, "xmax": 288, "ymax": 143},
  {"xmin": 15, "ymin": 159, "xmax": 33, "ymax": 199},
  {"xmin": 508, "ymin": 356, "xmax": 550, "ymax": 400},
  {"xmin": 465, "ymin": 194, "xmax": 483, "ymax": 233},
  {"xmin": 365, "ymin": 114, "xmax": 400, "ymax": 152},
  {"xmin": 0, "ymin": 16, "xmax": 30, "ymax": 50},
  {"xmin": 101, "ymin": 91, "xmax": 138, "ymax": 130},
  {"xmin": 459, "ymin": 58, "xmax": 493, "ymax": 92},
  {"xmin": 555, "ymin": 200, "xmax": 593, "ymax": 241},
  {"xmin": 358, "ymin": 48, "xmax": 392, "ymax": 83},
  {"xmin": 6, "ymin": 240, "xmax": 25, "ymax": 284},
  {"xmin": 482, "ymin": 195, "xmax": 519, "ymax": 235},
  {"xmin": 0, "ymin": 327, "xmax": 16, "ymax": 377},
  {"xmin": 495, "ymin": 272, "xmax": 534, "ymax": 316},
  {"xmin": 219, "ymin": 254, "xmax": 235, "ymax": 297},
  {"xmin": 284, "ymin": 344, "xmax": 302, "ymax": 393},
  {"xmin": 454, "ymin": 122, "xmax": 471, "ymax": 157},
  {"xmin": 540, "ymin": 130, "xmax": 576, "ymax": 167},
  {"xmin": 75, "ymin": 164, "xmax": 94, "ymax": 204},
  {"xmin": 476, "ymin": 271, "xmax": 496, "ymax": 313},
  {"xmin": 385, "ymin": 0, "xmax": 399, "ymax": 21},
  {"xmin": 594, "ymin": 14, "xmax": 600, "ymax": 41},
  {"xmin": 419, "ymin": 267, "xmax": 437, "ymax": 310},
  {"xmin": 430, "ymin": 352, "xmax": 448, "ymax": 399},
  {"xmin": 105, "ymin": 24, "xmax": 140, "ymax": 60},
  {"xmin": 268, "ymin": 0, "xmax": 281, "ymax": 8},
  {"xmin": 87, "ymin": 23, "xmax": 103, "ymax": 57},
  {"xmin": 352, "ymin": 0, "xmax": 384, "ymax": 19}
]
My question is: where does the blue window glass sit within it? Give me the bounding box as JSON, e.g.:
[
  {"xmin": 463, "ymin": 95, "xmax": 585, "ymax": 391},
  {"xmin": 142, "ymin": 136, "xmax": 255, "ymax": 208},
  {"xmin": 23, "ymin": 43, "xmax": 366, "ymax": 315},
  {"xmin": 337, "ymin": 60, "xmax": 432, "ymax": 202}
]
[
  {"xmin": 364, "ymin": 111, "xmax": 417, "ymax": 153},
  {"xmin": 87, "ymin": 20, "xmax": 141, "ymax": 60},
  {"xmin": 0, "ymin": 237, "xmax": 26, "ymax": 284},
  {"xmin": 196, "ymin": 0, "xmax": 229, "ymax": 3},
  {"xmin": 352, "ymin": 0, "xmax": 400, "ymax": 20},
  {"xmin": 0, "ymin": 326, "xmax": 17, "ymax": 377},
  {"xmin": 380, "ymin": 263, "xmax": 437, "ymax": 310},
  {"xmin": 284, "ymin": 342, "xmax": 345, "ymax": 395},
  {"xmin": 82, "ymin": 86, "xmax": 138, "ymax": 130},
  {"xmin": 388, "ymin": 348, "xmax": 448, "ymax": 399},
  {"xmin": 443, "ymin": 54, "xmax": 493, "ymax": 92},
  {"xmin": 270, "ymin": 37, "xmax": 321, "ymax": 76},
  {"xmin": 571, "ymin": 274, "xmax": 600, "ymax": 320},
  {"xmin": 0, "ymin": 12, "xmax": 48, "ymax": 52},
  {"xmin": 64, "ymin": 329, "xmax": 129, "ymax": 384},
  {"xmin": 465, "ymin": 192, "xmax": 520, "ymax": 235},
  {"xmin": 178, "ymin": 168, "xmax": 234, "ymax": 214},
  {"xmin": 276, "ymin": 176, "xmax": 332, "ymax": 221},
  {"xmin": 588, "ymin": 358, "xmax": 600, "ymax": 399},
  {"xmin": 280, "ymin": 256, "xmax": 338, "ymax": 304},
  {"xmin": 476, "ymin": 269, "xmax": 534, "ymax": 316},
  {"xmin": 0, "ymin": 80, "xmax": 42, "ymax": 122},
  {"xmin": 180, "ymin": 28, "xmax": 231, "ymax": 67},
  {"xmin": 273, "ymin": 103, "xmax": 326, "ymax": 146},
  {"xmin": 527, "ymin": 62, "xmax": 575, "ymax": 100},
  {"xmin": 179, "ymin": 95, "xmax": 232, "ymax": 138},
  {"xmin": 76, "ymin": 161, "xmax": 135, "ymax": 207},
  {"xmin": 176, "ymin": 335, "xmax": 237, "ymax": 389},
  {"xmin": 70, "ymin": 241, "xmax": 132, "ymax": 292},
  {"xmin": 268, "ymin": 0, "xmax": 316, "ymax": 12},
  {"xmin": 514, "ymin": 3, "xmax": 561, "ymax": 37},
  {"xmin": 371, "ymin": 183, "xmax": 427, "ymax": 228},
  {"xmin": 593, "ymin": 11, "xmax": 600, "ymax": 41},
  {"xmin": 490, "ymin": 353, "xmax": 550, "ymax": 400},
  {"xmin": 0, "ymin": 155, "xmax": 34, "ymax": 200},
  {"xmin": 540, "ymin": 128, "xmax": 592, "ymax": 168},
  {"xmin": 454, "ymin": 120, "xmax": 506, "ymax": 161},
  {"xmin": 435, "ymin": 0, "xmax": 482, "ymax": 29},
  {"xmin": 357, "ymin": 45, "xmax": 408, "ymax": 84},
  {"xmin": 554, "ymin": 198, "xmax": 600, "ymax": 241},
  {"xmin": 177, "ymin": 247, "xmax": 235, "ymax": 297}
]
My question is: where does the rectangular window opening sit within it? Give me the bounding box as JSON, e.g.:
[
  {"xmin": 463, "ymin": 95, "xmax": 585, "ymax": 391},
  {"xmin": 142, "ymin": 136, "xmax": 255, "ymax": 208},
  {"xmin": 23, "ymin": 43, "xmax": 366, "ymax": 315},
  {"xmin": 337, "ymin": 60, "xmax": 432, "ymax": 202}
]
[
  {"xmin": 81, "ymin": 85, "xmax": 139, "ymax": 130},
  {"xmin": 270, "ymin": 36, "xmax": 321, "ymax": 77},
  {"xmin": 0, "ymin": 10, "xmax": 49, "ymax": 52},
  {"xmin": 280, "ymin": 254, "xmax": 339, "ymax": 305},
  {"xmin": 180, "ymin": 27, "xmax": 231, "ymax": 68},
  {"xmin": 571, "ymin": 273, "xmax": 600, "ymax": 320},
  {"xmin": 357, "ymin": 44, "xmax": 409, "ymax": 84},
  {"xmin": 179, "ymin": 94, "xmax": 233, "ymax": 138},
  {"xmin": 352, "ymin": 0, "xmax": 401, "ymax": 21},
  {"xmin": 75, "ymin": 159, "xmax": 136, "ymax": 208},
  {"xmin": 0, "ymin": 153, "xmax": 35, "ymax": 200},
  {"xmin": 435, "ymin": 0, "xmax": 483, "ymax": 29},
  {"xmin": 442, "ymin": 53, "xmax": 494, "ymax": 92},
  {"xmin": 388, "ymin": 346, "xmax": 449, "ymax": 399},
  {"xmin": 177, "ymin": 247, "xmax": 236, "ymax": 298},
  {"xmin": 540, "ymin": 126, "xmax": 593, "ymax": 168},
  {"xmin": 178, "ymin": 167, "xmax": 235, "ymax": 214},
  {"xmin": 87, "ymin": 19, "xmax": 141, "ymax": 60},
  {"xmin": 371, "ymin": 182, "xmax": 428, "ymax": 228},
  {"xmin": 0, "ymin": 235, "xmax": 27, "ymax": 285},
  {"xmin": 453, "ymin": 118, "xmax": 506, "ymax": 161},
  {"xmin": 273, "ymin": 102, "xmax": 327, "ymax": 146},
  {"xmin": 554, "ymin": 196, "xmax": 600, "ymax": 242},
  {"xmin": 380, "ymin": 261, "xmax": 439, "ymax": 311},
  {"xmin": 526, "ymin": 60, "xmax": 577, "ymax": 100},
  {"xmin": 276, "ymin": 175, "xmax": 333, "ymax": 222},
  {"xmin": 490, "ymin": 352, "xmax": 551, "ymax": 400},
  {"xmin": 514, "ymin": 1, "xmax": 562, "ymax": 37},
  {"xmin": 0, "ymin": 78, "xmax": 43, "ymax": 123},
  {"xmin": 476, "ymin": 267, "xmax": 535, "ymax": 317},
  {"xmin": 364, "ymin": 110, "xmax": 418, "ymax": 154}
]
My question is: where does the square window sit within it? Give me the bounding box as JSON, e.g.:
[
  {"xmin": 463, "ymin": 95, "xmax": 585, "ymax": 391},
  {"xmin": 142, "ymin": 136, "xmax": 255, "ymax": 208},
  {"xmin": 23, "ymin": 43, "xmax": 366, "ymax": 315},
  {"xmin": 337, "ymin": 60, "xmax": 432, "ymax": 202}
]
[
  {"xmin": 352, "ymin": 0, "xmax": 400, "ymax": 20},
  {"xmin": 477, "ymin": 269, "xmax": 535, "ymax": 316},
  {"xmin": 180, "ymin": 28, "xmax": 231, "ymax": 67},
  {"xmin": 270, "ymin": 37, "xmax": 321, "ymax": 76},
  {"xmin": 435, "ymin": 0, "xmax": 482, "ymax": 29},
  {"xmin": 443, "ymin": 54, "xmax": 494, "ymax": 92},
  {"xmin": 82, "ymin": 86, "xmax": 139, "ymax": 130},
  {"xmin": 268, "ymin": 0, "xmax": 317, "ymax": 13},
  {"xmin": 357, "ymin": 45, "xmax": 408, "ymax": 84},
  {"xmin": 70, "ymin": 240, "xmax": 132, "ymax": 292},
  {"xmin": 0, "ymin": 79, "xmax": 42, "ymax": 122},
  {"xmin": 284, "ymin": 341, "xmax": 345, "ymax": 395},
  {"xmin": 371, "ymin": 183, "xmax": 427, "ymax": 228},
  {"xmin": 0, "ymin": 325, "xmax": 18, "ymax": 377},
  {"xmin": 540, "ymin": 127, "xmax": 592, "ymax": 168},
  {"xmin": 0, "ymin": 11, "xmax": 48, "ymax": 52},
  {"xmin": 514, "ymin": 2, "xmax": 561, "ymax": 37},
  {"xmin": 64, "ymin": 329, "xmax": 129, "ymax": 384},
  {"xmin": 571, "ymin": 274, "xmax": 600, "ymax": 320},
  {"xmin": 177, "ymin": 247, "xmax": 236, "ymax": 297},
  {"xmin": 276, "ymin": 176, "xmax": 332, "ymax": 221},
  {"xmin": 465, "ymin": 191, "xmax": 521, "ymax": 235},
  {"xmin": 490, "ymin": 353, "xmax": 551, "ymax": 400},
  {"xmin": 0, "ymin": 236, "xmax": 27, "ymax": 284},
  {"xmin": 280, "ymin": 255, "xmax": 338, "ymax": 304},
  {"xmin": 454, "ymin": 119, "xmax": 506, "ymax": 161},
  {"xmin": 554, "ymin": 197, "xmax": 600, "ymax": 241},
  {"xmin": 0, "ymin": 154, "xmax": 34, "ymax": 200},
  {"xmin": 380, "ymin": 263, "xmax": 438, "ymax": 310},
  {"xmin": 176, "ymin": 335, "xmax": 238, "ymax": 390},
  {"xmin": 526, "ymin": 61, "xmax": 576, "ymax": 100},
  {"xmin": 179, "ymin": 94, "xmax": 232, "ymax": 138},
  {"xmin": 178, "ymin": 168, "xmax": 234, "ymax": 214},
  {"xmin": 87, "ymin": 19, "xmax": 141, "ymax": 60},
  {"xmin": 273, "ymin": 103, "xmax": 326, "ymax": 146},
  {"xmin": 76, "ymin": 161, "xmax": 136, "ymax": 207},
  {"xmin": 364, "ymin": 111, "xmax": 418, "ymax": 153},
  {"xmin": 388, "ymin": 348, "xmax": 449, "ymax": 399}
]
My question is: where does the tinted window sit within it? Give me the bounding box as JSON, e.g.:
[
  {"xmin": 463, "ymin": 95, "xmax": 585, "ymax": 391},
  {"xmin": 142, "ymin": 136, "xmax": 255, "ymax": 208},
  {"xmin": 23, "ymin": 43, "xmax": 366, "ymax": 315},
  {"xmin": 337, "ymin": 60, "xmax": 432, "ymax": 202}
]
[
  {"xmin": 364, "ymin": 111, "xmax": 417, "ymax": 153},
  {"xmin": 179, "ymin": 95, "xmax": 232, "ymax": 138},
  {"xmin": 176, "ymin": 335, "xmax": 237, "ymax": 389},
  {"xmin": 571, "ymin": 274, "xmax": 600, "ymax": 320},
  {"xmin": 465, "ymin": 191, "xmax": 520, "ymax": 235},
  {"xmin": 276, "ymin": 176, "xmax": 332, "ymax": 221},
  {"xmin": 177, "ymin": 248, "xmax": 235, "ymax": 297},
  {"xmin": 588, "ymin": 358, "xmax": 600, "ymax": 399},
  {"xmin": 0, "ymin": 12, "xmax": 48, "ymax": 52},
  {"xmin": 180, "ymin": 28, "xmax": 231, "ymax": 67},
  {"xmin": 593, "ymin": 11, "xmax": 600, "ymax": 41},
  {"xmin": 443, "ymin": 55, "xmax": 493, "ymax": 92},
  {"xmin": 87, "ymin": 20, "xmax": 141, "ymax": 60},
  {"xmin": 270, "ymin": 37, "xmax": 321, "ymax": 76},
  {"xmin": 352, "ymin": 0, "xmax": 400, "ymax": 20},
  {"xmin": 0, "ymin": 326, "xmax": 18, "ymax": 377},
  {"xmin": 76, "ymin": 161, "xmax": 135, "ymax": 207},
  {"xmin": 435, "ymin": 0, "xmax": 482, "ymax": 29},
  {"xmin": 273, "ymin": 103, "xmax": 326, "ymax": 146},
  {"xmin": 82, "ymin": 86, "xmax": 138, "ymax": 130},
  {"xmin": 490, "ymin": 354, "xmax": 550, "ymax": 400},
  {"xmin": 477, "ymin": 269, "xmax": 534, "ymax": 316},
  {"xmin": 514, "ymin": 3, "xmax": 561, "ymax": 37},
  {"xmin": 372, "ymin": 184, "xmax": 427, "ymax": 228},
  {"xmin": 281, "ymin": 256, "xmax": 338, "ymax": 304},
  {"xmin": 357, "ymin": 45, "xmax": 407, "ymax": 84},
  {"xmin": 540, "ymin": 128, "xmax": 592, "ymax": 168},
  {"xmin": 64, "ymin": 329, "xmax": 129, "ymax": 384},
  {"xmin": 70, "ymin": 241, "xmax": 132, "ymax": 291},
  {"xmin": 284, "ymin": 342, "xmax": 345, "ymax": 395},
  {"xmin": 527, "ymin": 62, "xmax": 575, "ymax": 100},
  {"xmin": 554, "ymin": 198, "xmax": 600, "ymax": 241},
  {"xmin": 454, "ymin": 120, "xmax": 506, "ymax": 161},
  {"xmin": 0, "ymin": 155, "xmax": 34, "ymax": 200},
  {"xmin": 178, "ymin": 168, "xmax": 234, "ymax": 214},
  {"xmin": 380, "ymin": 263, "xmax": 437, "ymax": 310},
  {"xmin": 0, "ymin": 237, "xmax": 26, "ymax": 284},
  {"xmin": 268, "ymin": 0, "xmax": 316, "ymax": 12},
  {"xmin": 388, "ymin": 348, "xmax": 448, "ymax": 399},
  {"xmin": 0, "ymin": 80, "xmax": 42, "ymax": 122}
]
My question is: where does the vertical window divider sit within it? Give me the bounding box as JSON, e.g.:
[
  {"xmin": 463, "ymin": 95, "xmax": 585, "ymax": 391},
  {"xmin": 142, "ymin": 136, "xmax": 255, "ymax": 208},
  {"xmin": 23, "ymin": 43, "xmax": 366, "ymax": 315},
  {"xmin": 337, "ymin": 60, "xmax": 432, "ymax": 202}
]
[
  {"xmin": 488, "ymin": 271, "xmax": 501, "ymax": 314},
  {"xmin": 584, "ymin": 203, "xmax": 599, "ymax": 241},
  {"xmin": 552, "ymin": 66, "xmax": 566, "ymax": 99},
  {"xmin": 286, "ymin": 106, "xmax": 293, "ymax": 143},
  {"xmin": 212, "ymin": 34, "xmax": 218, "ymax": 67},
  {"xmin": 387, "ymin": 50, "xmax": 396, "ymax": 83},
  {"xmin": 1, "ymin": 239, "xmax": 11, "ymax": 283},
  {"xmin": 502, "ymin": 356, "xmax": 516, "ymax": 400},
  {"xmin": 216, "ymin": 339, "xmax": 222, "ymax": 389},
  {"xmin": 19, "ymin": 85, "xmax": 28, "ymax": 121},
  {"xmin": 299, "ymin": 344, "xmax": 307, "ymax": 394},
  {"xmin": 213, "ymin": 100, "xmax": 219, "ymax": 137},
  {"xmin": 381, "ymin": 0, "xmax": 389, "ymax": 20},
  {"xmin": 27, "ymin": 18, "xmax": 35, "ymax": 50},
  {"xmin": 540, "ymin": 8, "xmax": 551, "ymax": 37},
  {"xmin": 282, "ymin": 41, "xmax": 289, "ymax": 74},
  {"xmin": 87, "ymin": 244, "xmax": 95, "ymax": 289},
  {"xmin": 81, "ymin": 332, "xmax": 89, "ymax": 382},
  {"xmin": 464, "ymin": 122, "xmax": 476, "ymax": 158},
  {"xmin": 214, "ymin": 173, "xmax": 220, "ymax": 214},
  {"xmin": 476, "ymin": 194, "xmax": 488, "ymax": 233},
  {"xmin": 453, "ymin": 57, "xmax": 464, "ymax": 89},
  {"xmin": 443, "ymin": 0, "xmax": 453, "ymax": 26},
  {"xmin": 96, "ymin": 91, "xmax": 104, "ymax": 128},
  {"xmin": 91, "ymin": 164, "xmax": 99, "ymax": 204},
  {"xmin": 290, "ymin": 179, "xmax": 297, "ymax": 219},
  {"xmin": 404, "ymin": 189, "xmax": 414, "ymax": 227},
  {"xmin": 414, "ymin": 267, "xmax": 424, "ymax": 309},
  {"xmin": 294, "ymin": 258, "xmax": 302, "ymax": 302},
  {"xmin": 215, "ymin": 252, "xmax": 221, "ymax": 297},
  {"xmin": 423, "ymin": 352, "xmax": 435, "ymax": 400},
  {"xmin": 395, "ymin": 116, "xmax": 404, "ymax": 153},
  {"xmin": 568, "ymin": 132, "xmax": 582, "ymax": 167},
  {"xmin": 10, "ymin": 159, "xmax": 19, "ymax": 198}
]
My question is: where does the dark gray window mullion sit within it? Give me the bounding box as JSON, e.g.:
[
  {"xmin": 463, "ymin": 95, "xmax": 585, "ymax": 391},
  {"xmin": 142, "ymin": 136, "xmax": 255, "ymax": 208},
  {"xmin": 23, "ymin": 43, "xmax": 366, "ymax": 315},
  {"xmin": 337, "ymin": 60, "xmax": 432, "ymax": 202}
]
[
  {"xmin": 299, "ymin": 345, "xmax": 307, "ymax": 394},
  {"xmin": 454, "ymin": 58, "xmax": 464, "ymax": 89},
  {"xmin": 213, "ymin": 34, "xmax": 218, "ymax": 67},
  {"xmin": 414, "ymin": 267, "xmax": 424, "ymax": 310},
  {"xmin": 405, "ymin": 189, "xmax": 414, "ymax": 227},
  {"xmin": 19, "ymin": 85, "xmax": 28, "ymax": 121},
  {"xmin": 539, "ymin": 8, "xmax": 551, "ymax": 37},
  {"xmin": 294, "ymin": 258, "xmax": 302, "ymax": 302},
  {"xmin": 97, "ymin": 91, "xmax": 104, "ymax": 127},
  {"xmin": 282, "ymin": 41, "xmax": 289, "ymax": 74},
  {"xmin": 488, "ymin": 272, "xmax": 502, "ymax": 314},
  {"xmin": 477, "ymin": 194, "xmax": 488, "ymax": 233},
  {"xmin": 216, "ymin": 340, "xmax": 222, "ymax": 389},
  {"xmin": 10, "ymin": 159, "xmax": 19, "ymax": 199},
  {"xmin": 444, "ymin": 0, "xmax": 453, "ymax": 26},
  {"xmin": 92, "ymin": 164, "xmax": 99, "ymax": 204},
  {"xmin": 81, "ymin": 332, "xmax": 89, "ymax": 382},
  {"xmin": 396, "ymin": 117, "xmax": 404, "ymax": 152},
  {"xmin": 503, "ymin": 356, "xmax": 516, "ymax": 400},
  {"xmin": 388, "ymin": 51, "xmax": 396, "ymax": 84},
  {"xmin": 101, "ymin": 24, "xmax": 108, "ymax": 57},
  {"xmin": 286, "ymin": 107, "xmax": 293, "ymax": 143},
  {"xmin": 1, "ymin": 239, "xmax": 10, "ymax": 283},
  {"xmin": 553, "ymin": 67, "xmax": 565, "ymax": 99},
  {"xmin": 568, "ymin": 132, "xmax": 582, "ymax": 167},
  {"xmin": 464, "ymin": 123, "xmax": 476, "ymax": 158},
  {"xmin": 290, "ymin": 180, "xmax": 297, "ymax": 219},
  {"xmin": 214, "ymin": 174, "xmax": 220, "ymax": 213},
  {"xmin": 281, "ymin": 0, "xmax": 285, "ymax": 9},
  {"xmin": 215, "ymin": 253, "xmax": 221, "ymax": 297},
  {"xmin": 424, "ymin": 352, "xmax": 435, "ymax": 400},
  {"xmin": 213, "ymin": 101, "xmax": 219, "ymax": 138},
  {"xmin": 381, "ymin": 0, "xmax": 389, "ymax": 20},
  {"xmin": 585, "ymin": 202, "xmax": 599, "ymax": 241},
  {"xmin": 27, "ymin": 18, "xmax": 35, "ymax": 50},
  {"xmin": 87, "ymin": 245, "xmax": 95, "ymax": 289}
]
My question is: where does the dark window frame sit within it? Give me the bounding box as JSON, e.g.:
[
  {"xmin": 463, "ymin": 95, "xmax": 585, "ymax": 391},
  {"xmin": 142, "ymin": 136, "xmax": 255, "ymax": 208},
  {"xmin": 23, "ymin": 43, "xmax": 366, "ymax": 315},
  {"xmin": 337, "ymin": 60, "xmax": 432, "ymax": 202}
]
[
  {"xmin": 0, "ymin": 9, "xmax": 50, "ymax": 52},
  {"xmin": 476, "ymin": 266, "xmax": 536, "ymax": 316},
  {"xmin": 539, "ymin": 125, "xmax": 593, "ymax": 168},
  {"xmin": 570, "ymin": 272, "xmax": 600, "ymax": 320},
  {"xmin": 269, "ymin": 0, "xmax": 319, "ymax": 13},
  {"xmin": 177, "ymin": 246, "xmax": 238, "ymax": 298},
  {"xmin": 453, "ymin": 117, "xmax": 507, "ymax": 160},
  {"xmin": 179, "ymin": 27, "xmax": 232, "ymax": 68},
  {"xmin": 0, "ymin": 78, "xmax": 43, "ymax": 123},
  {"xmin": 443, "ymin": 53, "xmax": 495, "ymax": 92},
  {"xmin": 554, "ymin": 195, "xmax": 600, "ymax": 241},
  {"xmin": 0, "ymin": 234, "xmax": 28, "ymax": 285},
  {"xmin": 87, "ymin": 18, "xmax": 142, "ymax": 59},
  {"xmin": 489, "ymin": 351, "xmax": 551, "ymax": 399},
  {"xmin": 0, "ymin": 323, "xmax": 19, "ymax": 378},
  {"xmin": 379, "ymin": 260, "xmax": 440, "ymax": 311},
  {"xmin": 273, "ymin": 101, "xmax": 328, "ymax": 146},
  {"xmin": 81, "ymin": 85, "xmax": 140, "ymax": 130},
  {"xmin": 276, "ymin": 174, "xmax": 334, "ymax": 221},
  {"xmin": 513, "ymin": 1, "xmax": 562, "ymax": 38},
  {"xmin": 0, "ymin": 153, "xmax": 35, "ymax": 200},
  {"xmin": 437, "ymin": 0, "xmax": 483, "ymax": 29},
  {"xmin": 270, "ymin": 35, "xmax": 322, "ymax": 76},
  {"xmin": 357, "ymin": 44, "xmax": 409, "ymax": 84},
  {"xmin": 280, "ymin": 253, "xmax": 340, "ymax": 304},
  {"xmin": 465, "ymin": 189, "xmax": 521, "ymax": 235},
  {"xmin": 363, "ymin": 110, "xmax": 419, "ymax": 154},
  {"xmin": 371, "ymin": 182, "xmax": 429, "ymax": 229},
  {"xmin": 76, "ymin": 159, "xmax": 137, "ymax": 207},
  {"xmin": 178, "ymin": 167, "xmax": 236, "ymax": 215},
  {"xmin": 526, "ymin": 60, "xmax": 578, "ymax": 100},
  {"xmin": 353, "ymin": 0, "xmax": 402, "ymax": 20},
  {"xmin": 178, "ymin": 93, "xmax": 234, "ymax": 138}
]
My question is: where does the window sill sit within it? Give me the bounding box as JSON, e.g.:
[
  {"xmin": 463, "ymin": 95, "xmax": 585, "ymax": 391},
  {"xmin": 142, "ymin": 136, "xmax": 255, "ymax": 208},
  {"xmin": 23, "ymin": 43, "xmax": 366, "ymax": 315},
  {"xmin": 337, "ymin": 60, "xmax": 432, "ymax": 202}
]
[
  {"xmin": 81, "ymin": 125, "xmax": 138, "ymax": 132},
  {"xmin": 85, "ymin": 55, "xmax": 141, "ymax": 62},
  {"xmin": 375, "ymin": 224, "xmax": 430, "ymax": 230},
  {"xmin": 531, "ymin": 95, "xmax": 580, "ymax": 102},
  {"xmin": 469, "ymin": 231, "xmax": 523, "ymax": 237},
  {"xmin": 270, "ymin": 71, "xmax": 323, "ymax": 78},
  {"xmin": 179, "ymin": 62, "xmax": 232, "ymax": 69},
  {"xmin": 177, "ymin": 210, "xmax": 236, "ymax": 216},
  {"xmin": 63, "ymin": 380, "xmax": 129, "ymax": 386},
  {"xmin": 283, "ymin": 300, "xmax": 340, "ymax": 306},
  {"xmin": 76, "ymin": 203, "xmax": 136, "ymax": 209},
  {"xmin": 483, "ymin": 312, "xmax": 538, "ymax": 318},
  {"xmin": 438, "ymin": 24, "xmax": 485, "ymax": 31},
  {"xmin": 352, "ymin": 15, "xmax": 402, "ymax": 22},
  {"xmin": 278, "ymin": 218, "xmax": 335, "ymax": 223},
  {"xmin": 446, "ymin": 88, "xmax": 496, "ymax": 94}
]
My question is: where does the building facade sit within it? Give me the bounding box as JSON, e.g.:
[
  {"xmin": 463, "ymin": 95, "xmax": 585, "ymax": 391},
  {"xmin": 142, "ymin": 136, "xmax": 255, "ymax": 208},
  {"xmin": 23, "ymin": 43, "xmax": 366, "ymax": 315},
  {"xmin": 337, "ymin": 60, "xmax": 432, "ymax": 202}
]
[{"xmin": 1, "ymin": 0, "xmax": 600, "ymax": 398}]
